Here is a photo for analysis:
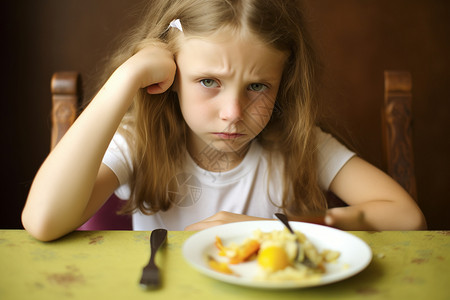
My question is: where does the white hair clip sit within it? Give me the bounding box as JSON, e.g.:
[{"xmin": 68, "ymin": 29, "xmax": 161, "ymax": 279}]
[{"xmin": 168, "ymin": 19, "xmax": 183, "ymax": 32}]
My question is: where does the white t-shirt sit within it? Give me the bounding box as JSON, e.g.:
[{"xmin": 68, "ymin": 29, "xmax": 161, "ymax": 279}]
[{"xmin": 102, "ymin": 128, "xmax": 354, "ymax": 231}]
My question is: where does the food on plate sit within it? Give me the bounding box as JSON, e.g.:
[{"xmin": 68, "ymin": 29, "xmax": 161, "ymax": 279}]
[
  {"xmin": 215, "ymin": 236, "xmax": 260, "ymax": 264},
  {"xmin": 207, "ymin": 255, "xmax": 235, "ymax": 275},
  {"xmin": 208, "ymin": 228, "xmax": 340, "ymax": 282},
  {"xmin": 258, "ymin": 245, "xmax": 290, "ymax": 272}
]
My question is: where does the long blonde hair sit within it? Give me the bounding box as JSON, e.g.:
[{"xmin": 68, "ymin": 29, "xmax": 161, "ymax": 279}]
[{"xmin": 98, "ymin": 0, "xmax": 326, "ymax": 216}]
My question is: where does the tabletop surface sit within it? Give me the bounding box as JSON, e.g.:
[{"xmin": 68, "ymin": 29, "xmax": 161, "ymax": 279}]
[{"xmin": 1, "ymin": 229, "xmax": 449, "ymax": 300}]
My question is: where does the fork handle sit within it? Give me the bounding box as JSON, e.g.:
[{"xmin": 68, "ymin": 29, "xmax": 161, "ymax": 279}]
[{"xmin": 148, "ymin": 229, "xmax": 167, "ymax": 266}]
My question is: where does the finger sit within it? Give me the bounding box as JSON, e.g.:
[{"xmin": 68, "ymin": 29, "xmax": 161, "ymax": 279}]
[
  {"xmin": 184, "ymin": 220, "xmax": 222, "ymax": 231},
  {"xmin": 325, "ymin": 207, "xmax": 365, "ymax": 230},
  {"xmin": 291, "ymin": 214, "xmax": 326, "ymax": 225},
  {"xmin": 184, "ymin": 222, "xmax": 205, "ymax": 231},
  {"xmin": 146, "ymin": 83, "xmax": 169, "ymax": 94},
  {"xmin": 146, "ymin": 73, "xmax": 175, "ymax": 94}
]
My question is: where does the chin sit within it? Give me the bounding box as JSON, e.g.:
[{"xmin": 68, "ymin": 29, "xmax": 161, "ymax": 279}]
[{"xmin": 211, "ymin": 139, "xmax": 251, "ymax": 154}]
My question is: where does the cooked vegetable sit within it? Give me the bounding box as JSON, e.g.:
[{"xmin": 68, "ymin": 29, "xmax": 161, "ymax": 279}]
[
  {"xmin": 257, "ymin": 246, "xmax": 290, "ymax": 271},
  {"xmin": 208, "ymin": 229, "xmax": 340, "ymax": 282},
  {"xmin": 207, "ymin": 255, "xmax": 235, "ymax": 275}
]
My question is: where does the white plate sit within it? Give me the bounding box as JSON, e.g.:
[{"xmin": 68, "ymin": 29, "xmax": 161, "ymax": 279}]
[{"xmin": 182, "ymin": 221, "xmax": 372, "ymax": 289}]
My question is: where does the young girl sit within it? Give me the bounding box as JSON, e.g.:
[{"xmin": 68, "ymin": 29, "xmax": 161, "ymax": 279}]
[{"xmin": 22, "ymin": 0, "xmax": 426, "ymax": 241}]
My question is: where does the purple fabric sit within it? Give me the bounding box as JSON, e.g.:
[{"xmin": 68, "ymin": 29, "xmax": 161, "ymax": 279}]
[{"xmin": 78, "ymin": 195, "xmax": 132, "ymax": 230}]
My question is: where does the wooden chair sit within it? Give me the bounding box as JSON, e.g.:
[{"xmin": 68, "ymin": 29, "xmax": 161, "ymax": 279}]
[
  {"xmin": 51, "ymin": 72, "xmax": 132, "ymax": 230},
  {"xmin": 382, "ymin": 71, "xmax": 417, "ymax": 201},
  {"xmin": 327, "ymin": 70, "xmax": 417, "ymax": 208},
  {"xmin": 50, "ymin": 70, "xmax": 417, "ymax": 229}
]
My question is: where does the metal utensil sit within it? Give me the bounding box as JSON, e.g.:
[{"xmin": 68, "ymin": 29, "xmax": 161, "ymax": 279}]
[
  {"xmin": 274, "ymin": 213, "xmax": 296, "ymax": 235},
  {"xmin": 274, "ymin": 213, "xmax": 318, "ymax": 268},
  {"xmin": 274, "ymin": 213, "xmax": 300, "ymax": 261},
  {"xmin": 139, "ymin": 228, "xmax": 167, "ymax": 289}
]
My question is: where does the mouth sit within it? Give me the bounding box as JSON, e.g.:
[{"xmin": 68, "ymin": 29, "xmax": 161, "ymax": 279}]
[{"xmin": 212, "ymin": 132, "xmax": 246, "ymax": 140}]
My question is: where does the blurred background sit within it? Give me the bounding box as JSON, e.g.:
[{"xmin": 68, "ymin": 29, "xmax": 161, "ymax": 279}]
[{"xmin": 1, "ymin": 0, "xmax": 449, "ymax": 229}]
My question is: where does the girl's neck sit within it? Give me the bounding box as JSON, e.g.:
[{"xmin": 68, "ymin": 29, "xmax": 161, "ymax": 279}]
[{"xmin": 187, "ymin": 137, "xmax": 252, "ymax": 172}]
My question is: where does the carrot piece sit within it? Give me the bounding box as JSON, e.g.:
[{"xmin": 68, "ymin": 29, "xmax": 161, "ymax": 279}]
[
  {"xmin": 215, "ymin": 236, "xmax": 228, "ymax": 256},
  {"xmin": 207, "ymin": 256, "xmax": 234, "ymax": 275},
  {"xmin": 229, "ymin": 240, "xmax": 260, "ymax": 264}
]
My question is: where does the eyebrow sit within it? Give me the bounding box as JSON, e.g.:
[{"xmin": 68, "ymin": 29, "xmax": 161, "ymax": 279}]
[{"xmin": 189, "ymin": 69, "xmax": 280, "ymax": 84}]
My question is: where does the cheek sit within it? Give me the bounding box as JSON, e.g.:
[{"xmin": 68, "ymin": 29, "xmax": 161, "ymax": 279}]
[
  {"xmin": 178, "ymin": 89, "xmax": 215, "ymax": 128},
  {"xmin": 244, "ymin": 94, "xmax": 276, "ymax": 129}
]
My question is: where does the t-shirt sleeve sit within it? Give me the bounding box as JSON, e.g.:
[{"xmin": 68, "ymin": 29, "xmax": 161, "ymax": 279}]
[
  {"xmin": 102, "ymin": 132, "xmax": 132, "ymax": 200},
  {"xmin": 316, "ymin": 127, "xmax": 355, "ymax": 190}
]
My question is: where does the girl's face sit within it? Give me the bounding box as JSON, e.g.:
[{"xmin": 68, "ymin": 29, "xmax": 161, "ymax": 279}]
[{"xmin": 175, "ymin": 29, "xmax": 287, "ymax": 170}]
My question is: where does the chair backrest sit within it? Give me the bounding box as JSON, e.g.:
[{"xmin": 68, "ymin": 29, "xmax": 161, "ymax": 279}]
[
  {"xmin": 382, "ymin": 71, "xmax": 417, "ymax": 200},
  {"xmin": 50, "ymin": 70, "xmax": 417, "ymax": 228},
  {"xmin": 51, "ymin": 72, "xmax": 132, "ymax": 230},
  {"xmin": 50, "ymin": 72, "xmax": 81, "ymax": 150}
]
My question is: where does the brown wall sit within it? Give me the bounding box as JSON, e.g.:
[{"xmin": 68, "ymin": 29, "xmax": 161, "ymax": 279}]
[
  {"xmin": 304, "ymin": 1, "xmax": 450, "ymax": 229},
  {"xmin": 2, "ymin": 0, "xmax": 449, "ymax": 229}
]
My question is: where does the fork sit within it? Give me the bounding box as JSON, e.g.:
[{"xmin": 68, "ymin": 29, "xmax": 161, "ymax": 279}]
[
  {"xmin": 275, "ymin": 213, "xmax": 301, "ymax": 261},
  {"xmin": 139, "ymin": 228, "xmax": 167, "ymax": 289},
  {"xmin": 274, "ymin": 213, "xmax": 318, "ymax": 269}
]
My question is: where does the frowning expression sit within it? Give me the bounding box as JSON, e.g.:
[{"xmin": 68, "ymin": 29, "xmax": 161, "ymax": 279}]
[{"xmin": 175, "ymin": 29, "xmax": 287, "ymax": 170}]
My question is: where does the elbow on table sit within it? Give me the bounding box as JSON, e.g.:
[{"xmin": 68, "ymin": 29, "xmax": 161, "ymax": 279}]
[
  {"xmin": 413, "ymin": 213, "xmax": 428, "ymax": 230},
  {"xmin": 22, "ymin": 214, "xmax": 54, "ymax": 242},
  {"xmin": 21, "ymin": 208, "xmax": 71, "ymax": 242},
  {"xmin": 403, "ymin": 207, "xmax": 428, "ymax": 230}
]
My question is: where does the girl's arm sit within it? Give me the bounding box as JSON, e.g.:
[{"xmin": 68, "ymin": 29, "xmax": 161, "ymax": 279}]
[
  {"xmin": 22, "ymin": 45, "xmax": 176, "ymax": 241},
  {"xmin": 326, "ymin": 156, "xmax": 427, "ymax": 230},
  {"xmin": 184, "ymin": 212, "xmax": 269, "ymax": 231},
  {"xmin": 185, "ymin": 156, "xmax": 427, "ymax": 231}
]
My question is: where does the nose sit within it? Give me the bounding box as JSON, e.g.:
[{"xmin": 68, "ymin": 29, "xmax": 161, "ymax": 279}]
[{"xmin": 219, "ymin": 93, "xmax": 244, "ymax": 122}]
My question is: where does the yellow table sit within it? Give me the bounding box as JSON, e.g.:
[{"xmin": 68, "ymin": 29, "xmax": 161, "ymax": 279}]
[{"xmin": 1, "ymin": 230, "xmax": 449, "ymax": 300}]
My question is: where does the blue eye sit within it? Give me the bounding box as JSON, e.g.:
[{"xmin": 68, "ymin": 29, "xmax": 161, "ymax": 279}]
[
  {"xmin": 200, "ymin": 79, "xmax": 219, "ymax": 88},
  {"xmin": 248, "ymin": 83, "xmax": 268, "ymax": 92}
]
